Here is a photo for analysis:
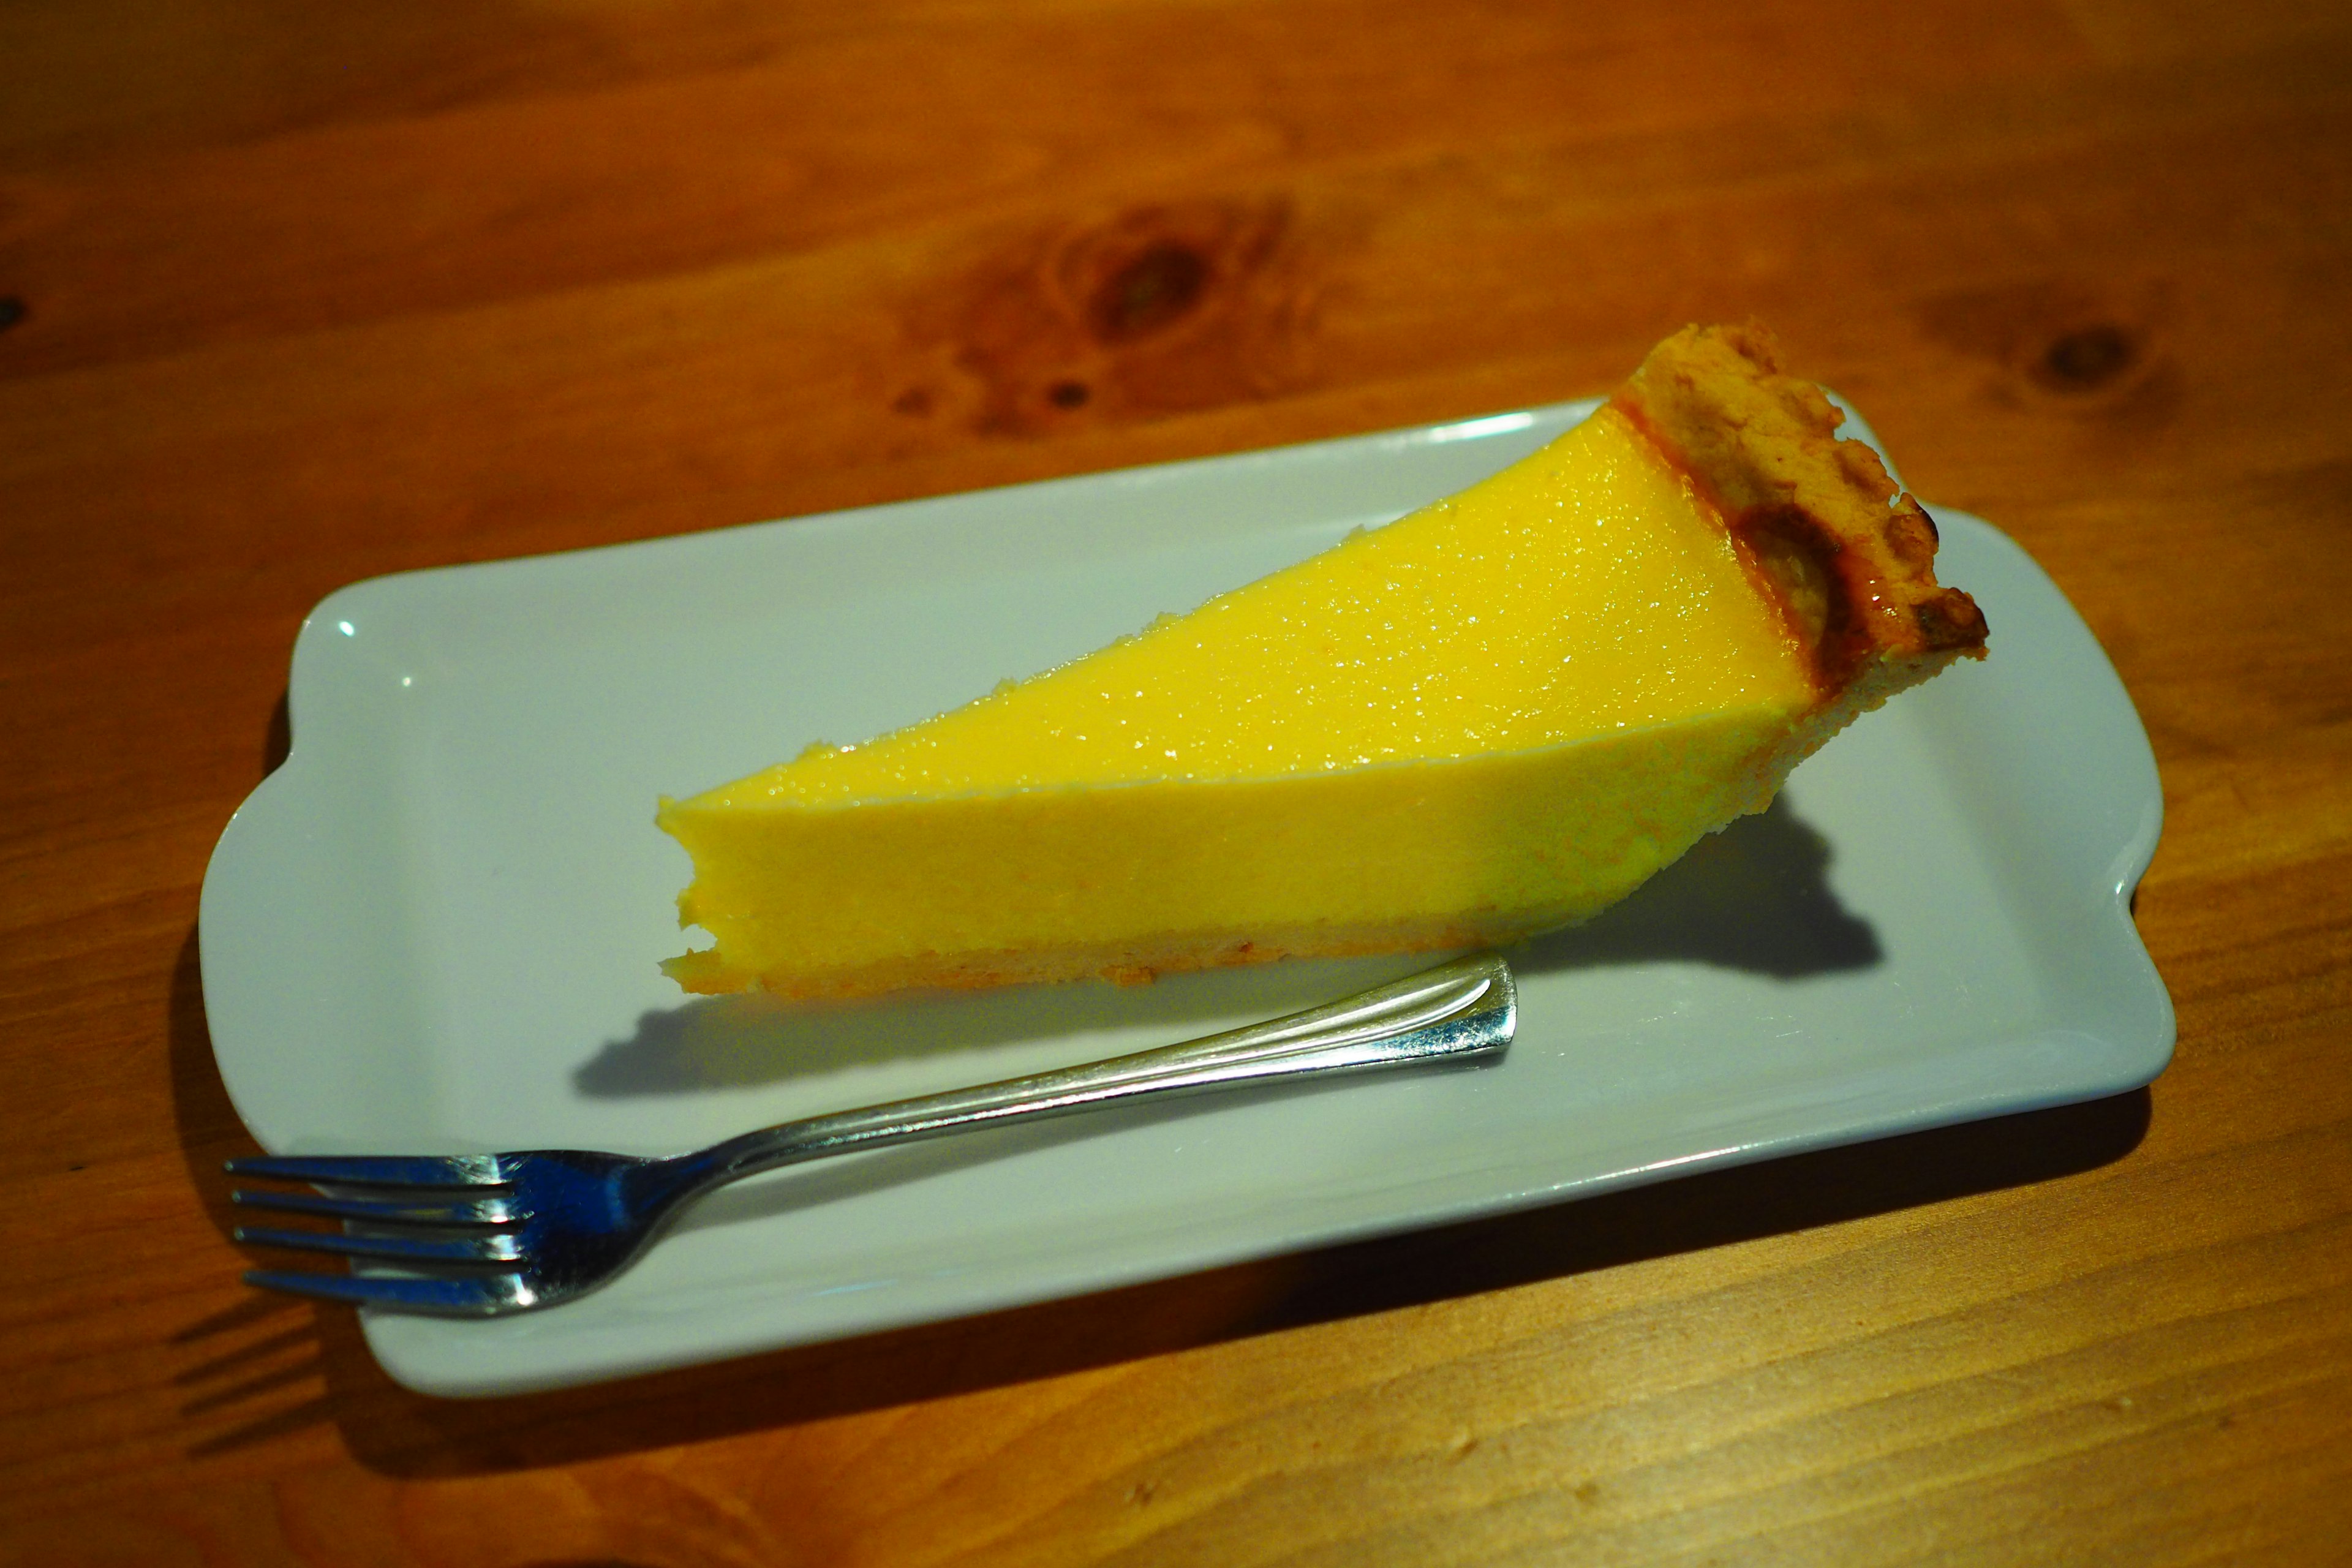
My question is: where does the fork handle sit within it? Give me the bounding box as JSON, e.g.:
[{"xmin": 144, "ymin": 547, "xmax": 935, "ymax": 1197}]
[{"xmin": 664, "ymin": 953, "xmax": 1515, "ymax": 1199}]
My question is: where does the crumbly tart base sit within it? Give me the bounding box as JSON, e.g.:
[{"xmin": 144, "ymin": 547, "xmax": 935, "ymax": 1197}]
[{"xmin": 666, "ymin": 912, "xmax": 1547, "ymax": 1000}]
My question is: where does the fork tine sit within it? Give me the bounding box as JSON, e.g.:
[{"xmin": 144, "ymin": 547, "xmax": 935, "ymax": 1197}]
[
  {"xmin": 224, "ymin": 1153, "xmax": 508, "ymax": 1188},
  {"xmin": 232, "ymin": 1224, "xmax": 524, "ymax": 1265},
  {"xmin": 243, "ymin": 1269, "xmax": 524, "ymax": 1316},
  {"xmin": 231, "ymin": 1188, "xmax": 522, "ymax": 1226}
]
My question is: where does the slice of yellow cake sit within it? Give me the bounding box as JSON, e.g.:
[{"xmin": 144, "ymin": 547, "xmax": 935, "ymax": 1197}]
[{"xmin": 659, "ymin": 323, "xmax": 1986, "ymax": 999}]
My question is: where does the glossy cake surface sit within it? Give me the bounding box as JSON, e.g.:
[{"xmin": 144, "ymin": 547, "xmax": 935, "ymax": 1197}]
[{"xmin": 660, "ymin": 325, "xmax": 1986, "ymax": 998}]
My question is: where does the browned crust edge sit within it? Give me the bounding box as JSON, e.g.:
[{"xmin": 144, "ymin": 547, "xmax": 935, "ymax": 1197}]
[{"xmin": 1608, "ymin": 320, "xmax": 1988, "ymax": 693}]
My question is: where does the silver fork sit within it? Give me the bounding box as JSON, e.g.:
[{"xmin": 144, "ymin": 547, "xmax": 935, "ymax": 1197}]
[{"xmin": 228, "ymin": 954, "xmax": 1515, "ymax": 1317}]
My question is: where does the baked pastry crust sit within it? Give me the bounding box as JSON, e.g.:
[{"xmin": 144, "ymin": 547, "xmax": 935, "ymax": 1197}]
[
  {"xmin": 1612, "ymin": 322, "xmax": 1988, "ymax": 693},
  {"xmin": 1600, "ymin": 321, "xmax": 1991, "ymax": 860}
]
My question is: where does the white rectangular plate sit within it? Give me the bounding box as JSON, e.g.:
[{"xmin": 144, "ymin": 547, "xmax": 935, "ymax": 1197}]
[{"xmin": 201, "ymin": 400, "xmax": 2172, "ymax": 1397}]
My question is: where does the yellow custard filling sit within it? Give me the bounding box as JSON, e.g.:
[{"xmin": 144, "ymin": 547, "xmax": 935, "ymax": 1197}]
[
  {"xmin": 736, "ymin": 408, "xmax": 1807, "ymax": 799},
  {"xmin": 660, "ymin": 405, "xmax": 1820, "ymax": 998}
]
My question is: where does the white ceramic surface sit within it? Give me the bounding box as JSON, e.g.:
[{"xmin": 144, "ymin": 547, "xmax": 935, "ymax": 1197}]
[{"xmin": 199, "ymin": 399, "xmax": 2173, "ymax": 1397}]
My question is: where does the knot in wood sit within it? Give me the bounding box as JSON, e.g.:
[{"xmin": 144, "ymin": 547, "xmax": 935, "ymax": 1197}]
[
  {"xmin": 2039, "ymin": 324, "xmax": 2136, "ymax": 391},
  {"xmin": 1090, "ymin": 243, "xmax": 1209, "ymax": 344}
]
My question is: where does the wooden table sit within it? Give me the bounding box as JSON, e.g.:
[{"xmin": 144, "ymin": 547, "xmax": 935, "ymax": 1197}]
[{"xmin": 7, "ymin": 2, "xmax": 2349, "ymax": 1561}]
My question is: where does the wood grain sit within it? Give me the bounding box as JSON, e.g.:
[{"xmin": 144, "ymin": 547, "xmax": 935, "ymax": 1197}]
[{"xmin": 4, "ymin": 0, "xmax": 2350, "ymax": 1562}]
